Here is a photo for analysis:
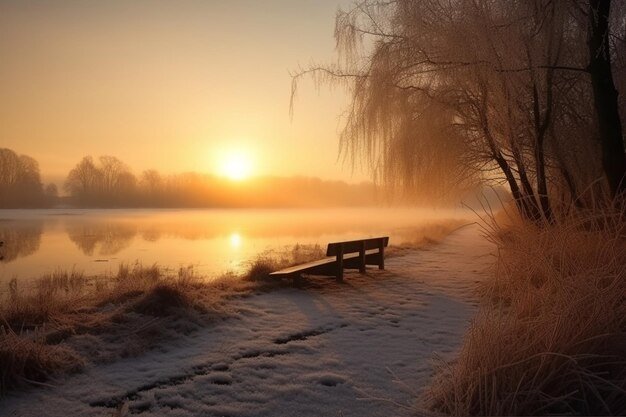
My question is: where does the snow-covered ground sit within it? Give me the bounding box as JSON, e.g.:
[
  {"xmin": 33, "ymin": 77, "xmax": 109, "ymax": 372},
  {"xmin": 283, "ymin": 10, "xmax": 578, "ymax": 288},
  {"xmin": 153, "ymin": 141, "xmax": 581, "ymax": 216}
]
[{"xmin": 3, "ymin": 225, "xmax": 494, "ymax": 417}]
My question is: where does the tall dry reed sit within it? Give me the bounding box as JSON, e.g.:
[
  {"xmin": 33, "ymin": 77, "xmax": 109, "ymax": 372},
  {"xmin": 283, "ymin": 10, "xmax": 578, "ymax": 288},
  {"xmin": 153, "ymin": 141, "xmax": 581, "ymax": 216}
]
[{"xmin": 426, "ymin": 207, "xmax": 626, "ymax": 415}]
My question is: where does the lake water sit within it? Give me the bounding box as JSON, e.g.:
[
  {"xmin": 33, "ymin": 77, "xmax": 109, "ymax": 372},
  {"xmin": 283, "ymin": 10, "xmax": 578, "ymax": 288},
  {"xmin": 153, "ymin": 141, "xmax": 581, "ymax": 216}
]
[{"xmin": 0, "ymin": 208, "xmax": 471, "ymax": 285}]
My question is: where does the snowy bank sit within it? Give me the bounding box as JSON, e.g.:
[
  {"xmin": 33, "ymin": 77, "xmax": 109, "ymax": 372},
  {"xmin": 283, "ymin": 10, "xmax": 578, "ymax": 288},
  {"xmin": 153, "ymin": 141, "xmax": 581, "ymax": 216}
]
[{"xmin": 2, "ymin": 225, "xmax": 494, "ymax": 417}]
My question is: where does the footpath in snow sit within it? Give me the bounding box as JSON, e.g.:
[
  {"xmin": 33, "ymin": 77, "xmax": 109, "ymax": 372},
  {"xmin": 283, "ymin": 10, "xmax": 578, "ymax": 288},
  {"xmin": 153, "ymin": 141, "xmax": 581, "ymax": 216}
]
[{"xmin": 3, "ymin": 225, "xmax": 494, "ymax": 417}]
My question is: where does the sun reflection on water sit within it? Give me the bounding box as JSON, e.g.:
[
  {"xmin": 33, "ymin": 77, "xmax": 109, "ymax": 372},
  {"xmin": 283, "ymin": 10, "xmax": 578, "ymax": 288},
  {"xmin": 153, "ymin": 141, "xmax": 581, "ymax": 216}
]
[
  {"xmin": 0, "ymin": 208, "xmax": 469, "ymax": 281},
  {"xmin": 229, "ymin": 232, "xmax": 242, "ymax": 248}
]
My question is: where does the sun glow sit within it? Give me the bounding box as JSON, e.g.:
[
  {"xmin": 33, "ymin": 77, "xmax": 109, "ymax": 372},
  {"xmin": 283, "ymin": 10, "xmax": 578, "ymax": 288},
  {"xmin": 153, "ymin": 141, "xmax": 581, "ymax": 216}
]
[
  {"xmin": 229, "ymin": 232, "xmax": 242, "ymax": 248},
  {"xmin": 219, "ymin": 151, "xmax": 253, "ymax": 181}
]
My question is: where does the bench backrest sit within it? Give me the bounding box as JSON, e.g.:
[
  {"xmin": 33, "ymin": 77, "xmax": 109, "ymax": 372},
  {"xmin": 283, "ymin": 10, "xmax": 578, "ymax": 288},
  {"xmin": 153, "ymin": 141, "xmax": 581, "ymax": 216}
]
[{"xmin": 326, "ymin": 236, "xmax": 389, "ymax": 256}]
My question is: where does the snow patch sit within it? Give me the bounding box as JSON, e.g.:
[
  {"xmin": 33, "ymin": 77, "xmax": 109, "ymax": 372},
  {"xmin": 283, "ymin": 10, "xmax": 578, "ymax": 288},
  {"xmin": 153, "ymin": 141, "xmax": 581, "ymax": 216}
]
[{"xmin": 1, "ymin": 226, "xmax": 493, "ymax": 417}]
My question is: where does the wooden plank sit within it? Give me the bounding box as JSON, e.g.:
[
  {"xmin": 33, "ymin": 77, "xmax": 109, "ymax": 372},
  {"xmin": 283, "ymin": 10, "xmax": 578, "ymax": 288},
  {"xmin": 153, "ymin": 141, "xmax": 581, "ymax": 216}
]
[
  {"xmin": 270, "ymin": 249, "xmax": 382, "ymax": 277},
  {"xmin": 326, "ymin": 236, "xmax": 389, "ymax": 256},
  {"xmin": 269, "ymin": 256, "xmax": 335, "ymax": 276},
  {"xmin": 344, "ymin": 251, "xmax": 381, "ymax": 269}
]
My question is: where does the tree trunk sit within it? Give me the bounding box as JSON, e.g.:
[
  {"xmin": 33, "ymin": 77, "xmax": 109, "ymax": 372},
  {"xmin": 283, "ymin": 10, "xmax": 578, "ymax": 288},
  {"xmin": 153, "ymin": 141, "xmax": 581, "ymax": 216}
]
[
  {"xmin": 493, "ymin": 154, "xmax": 533, "ymax": 218},
  {"xmin": 588, "ymin": 0, "xmax": 626, "ymax": 199},
  {"xmin": 532, "ymin": 76, "xmax": 553, "ymax": 222}
]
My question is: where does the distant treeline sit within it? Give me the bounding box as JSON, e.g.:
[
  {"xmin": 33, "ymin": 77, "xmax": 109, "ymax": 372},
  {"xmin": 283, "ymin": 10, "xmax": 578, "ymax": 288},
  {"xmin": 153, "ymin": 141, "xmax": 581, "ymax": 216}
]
[
  {"xmin": 64, "ymin": 154, "xmax": 378, "ymax": 207},
  {"xmin": 0, "ymin": 148, "xmax": 57, "ymax": 208},
  {"xmin": 0, "ymin": 149, "xmax": 379, "ymax": 208}
]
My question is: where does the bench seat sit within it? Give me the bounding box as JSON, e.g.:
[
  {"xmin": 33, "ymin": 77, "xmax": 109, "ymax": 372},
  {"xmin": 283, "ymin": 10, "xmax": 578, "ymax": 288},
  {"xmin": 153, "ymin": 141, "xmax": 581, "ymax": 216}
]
[{"xmin": 269, "ymin": 249, "xmax": 382, "ymax": 277}]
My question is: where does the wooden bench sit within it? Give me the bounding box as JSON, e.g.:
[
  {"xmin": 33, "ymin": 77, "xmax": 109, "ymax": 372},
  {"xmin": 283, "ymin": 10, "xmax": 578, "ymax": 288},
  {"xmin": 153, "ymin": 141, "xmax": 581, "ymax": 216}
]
[{"xmin": 269, "ymin": 236, "xmax": 389, "ymax": 282}]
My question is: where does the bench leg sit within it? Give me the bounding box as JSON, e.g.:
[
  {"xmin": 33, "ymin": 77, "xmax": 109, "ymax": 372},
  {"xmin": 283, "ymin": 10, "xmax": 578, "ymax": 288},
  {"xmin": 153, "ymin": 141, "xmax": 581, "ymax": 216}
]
[
  {"xmin": 358, "ymin": 241, "xmax": 366, "ymax": 273},
  {"xmin": 336, "ymin": 244, "xmax": 344, "ymax": 282},
  {"xmin": 378, "ymin": 243, "xmax": 385, "ymax": 270}
]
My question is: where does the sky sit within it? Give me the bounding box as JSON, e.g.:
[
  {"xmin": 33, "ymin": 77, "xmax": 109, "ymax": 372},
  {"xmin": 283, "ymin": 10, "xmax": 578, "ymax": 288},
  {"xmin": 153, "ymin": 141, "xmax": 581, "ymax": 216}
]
[{"xmin": 0, "ymin": 0, "xmax": 365, "ymax": 185}]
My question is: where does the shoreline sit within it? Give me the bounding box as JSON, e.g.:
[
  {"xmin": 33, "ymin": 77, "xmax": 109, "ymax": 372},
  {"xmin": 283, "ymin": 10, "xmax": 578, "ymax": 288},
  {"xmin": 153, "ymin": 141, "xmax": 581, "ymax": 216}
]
[{"xmin": 1, "ymin": 225, "xmax": 494, "ymax": 416}]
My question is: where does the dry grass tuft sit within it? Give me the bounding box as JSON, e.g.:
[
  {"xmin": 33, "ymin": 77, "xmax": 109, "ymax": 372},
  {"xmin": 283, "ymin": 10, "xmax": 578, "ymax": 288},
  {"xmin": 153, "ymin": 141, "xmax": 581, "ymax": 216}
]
[
  {"xmin": 289, "ymin": 243, "xmax": 325, "ymax": 265},
  {"xmin": 425, "ymin": 207, "xmax": 626, "ymax": 415},
  {"xmin": 129, "ymin": 284, "xmax": 192, "ymax": 317},
  {"xmin": 241, "ymin": 244, "xmax": 325, "ymax": 287},
  {"xmin": 3, "ymin": 269, "xmax": 88, "ymax": 332},
  {"xmin": 0, "ymin": 327, "xmax": 83, "ymax": 393},
  {"xmin": 243, "ymin": 257, "xmax": 280, "ymax": 283},
  {"xmin": 0, "ymin": 262, "xmax": 213, "ymax": 394}
]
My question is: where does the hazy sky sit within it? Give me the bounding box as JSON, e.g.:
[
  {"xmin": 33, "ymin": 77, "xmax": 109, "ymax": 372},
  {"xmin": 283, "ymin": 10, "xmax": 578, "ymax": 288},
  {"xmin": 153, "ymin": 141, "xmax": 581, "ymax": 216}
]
[{"xmin": 0, "ymin": 0, "xmax": 364, "ymax": 185}]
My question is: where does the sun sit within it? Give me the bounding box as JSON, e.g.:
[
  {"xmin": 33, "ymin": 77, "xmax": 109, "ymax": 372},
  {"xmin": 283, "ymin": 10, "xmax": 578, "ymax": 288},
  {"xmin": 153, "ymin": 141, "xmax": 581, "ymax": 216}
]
[{"xmin": 219, "ymin": 151, "xmax": 252, "ymax": 181}]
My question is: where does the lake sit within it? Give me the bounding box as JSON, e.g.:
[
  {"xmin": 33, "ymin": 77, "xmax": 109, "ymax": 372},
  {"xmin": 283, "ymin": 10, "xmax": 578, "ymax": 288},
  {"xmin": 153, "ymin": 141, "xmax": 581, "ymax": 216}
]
[{"xmin": 0, "ymin": 208, "xmax": 471, "ymax": 286}]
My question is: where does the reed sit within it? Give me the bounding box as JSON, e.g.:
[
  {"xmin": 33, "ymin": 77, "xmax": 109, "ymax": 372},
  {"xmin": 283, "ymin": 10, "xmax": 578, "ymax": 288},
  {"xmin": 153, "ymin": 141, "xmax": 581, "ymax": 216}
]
[
  {"xmin": 0, "ymin": 326, "xmax": 84, "ymax": 393},
  {"xmin": 425, "ymin": 207, "xmax": 626, "ymax": 415}
]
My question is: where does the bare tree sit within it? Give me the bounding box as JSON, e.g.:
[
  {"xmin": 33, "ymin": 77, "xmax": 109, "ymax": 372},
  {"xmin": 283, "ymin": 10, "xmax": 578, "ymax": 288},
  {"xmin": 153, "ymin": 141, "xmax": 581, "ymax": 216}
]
[
  {"xmin": 99, "ymin": 156, "xmax": 132, "ymax": 195},
  {"xmin": 294, "ymin": 0, "xmax": 625, "ymax": 219},
  {"xmin": 140, "ymin": 169, "xmax": 163, "ymax": 193},
  {"xmin": 0, "ymin": 148, "xmax": 45, "ymax": 207},
  {"xmin": 64, "ymin": 155, "xmax": 137, "ymax": 206},
  {"xmin": 64, "ymin": 156, "xmax": 103, "ymax": 204}
]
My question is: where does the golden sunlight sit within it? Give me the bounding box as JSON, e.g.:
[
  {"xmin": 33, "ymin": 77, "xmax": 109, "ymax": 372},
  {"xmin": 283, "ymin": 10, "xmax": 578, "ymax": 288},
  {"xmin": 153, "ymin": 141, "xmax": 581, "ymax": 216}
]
[
  {"xmin": 219, "ymin": 151, "xmax": 253, "ymax": 181},
  {"xmin": 229, "ymin": 232, "xmax": 242, "ymax": 248}
]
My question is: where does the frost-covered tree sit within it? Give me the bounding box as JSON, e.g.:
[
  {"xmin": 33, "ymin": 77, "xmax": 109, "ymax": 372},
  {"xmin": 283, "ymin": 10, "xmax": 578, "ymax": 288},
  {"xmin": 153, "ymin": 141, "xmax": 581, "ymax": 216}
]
[{"xmin": 294, "ymin": 0, "xmax": 626, "ymax": 219}]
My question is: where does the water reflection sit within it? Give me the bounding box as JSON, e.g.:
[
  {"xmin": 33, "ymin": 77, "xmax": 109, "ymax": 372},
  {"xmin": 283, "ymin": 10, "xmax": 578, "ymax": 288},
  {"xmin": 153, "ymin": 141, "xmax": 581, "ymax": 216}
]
[
  {"xmin": 66, "ymin": 223, "xmax": 137, "ymax": 256},
  {"xmin": 229, "ymin": 232, "xmax": 242, "ymax": 248},
  {"xmin": 0, "ymin": 208, "xmax": 471, "ymax": 280},
  {"xmin": 0, "ymin": 220, "xmax": 42, "ymax": 262}
]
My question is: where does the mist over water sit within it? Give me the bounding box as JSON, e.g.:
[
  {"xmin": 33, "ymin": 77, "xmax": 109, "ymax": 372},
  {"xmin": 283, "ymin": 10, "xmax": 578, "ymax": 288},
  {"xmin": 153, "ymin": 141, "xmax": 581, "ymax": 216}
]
[{"xmin": 0, "ymin": 208, "xmax": 471, "ymax": 284}]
